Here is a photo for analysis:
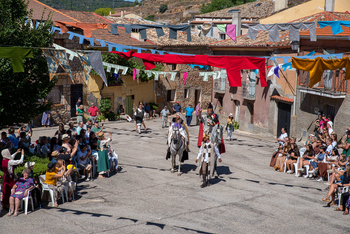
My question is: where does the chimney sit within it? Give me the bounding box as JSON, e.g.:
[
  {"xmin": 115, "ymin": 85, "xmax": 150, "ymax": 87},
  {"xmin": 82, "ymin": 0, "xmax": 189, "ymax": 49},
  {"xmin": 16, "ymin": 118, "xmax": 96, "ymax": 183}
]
[
  {"xmin": 325, "ymin": 0, "xmax": 335, "ymax": 12},
  {"xmin": 274, "ymin": 0, "xmax": 288, "ymax": 12},
  {"xmin": 121, "ymin": 11, "xmax": 124, "ymax": 17},
  {"xmin": 232, "ymin": 10, "xmax": 241, "ymax": 37}
]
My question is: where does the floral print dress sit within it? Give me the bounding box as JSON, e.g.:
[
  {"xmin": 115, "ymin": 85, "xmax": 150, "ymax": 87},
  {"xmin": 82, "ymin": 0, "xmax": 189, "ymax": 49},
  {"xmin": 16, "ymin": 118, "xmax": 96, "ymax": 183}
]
[{"xmin": 11, "ymin": 177, "xmax": 34, "ymax": 200}]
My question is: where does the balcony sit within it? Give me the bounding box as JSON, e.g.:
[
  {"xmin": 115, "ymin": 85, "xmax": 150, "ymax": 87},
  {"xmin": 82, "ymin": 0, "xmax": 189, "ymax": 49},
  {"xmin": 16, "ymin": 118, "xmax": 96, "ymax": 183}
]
[{"xmin": 298, "ymin": 70, "xmax": 347, "ymax": 99}]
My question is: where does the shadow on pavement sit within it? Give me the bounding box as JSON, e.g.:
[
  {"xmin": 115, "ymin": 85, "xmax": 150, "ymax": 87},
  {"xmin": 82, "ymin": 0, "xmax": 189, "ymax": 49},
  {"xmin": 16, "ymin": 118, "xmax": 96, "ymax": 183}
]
[
  {"xmin": 178, "ymin": 164, "xmax": 197, "ymax": 174},
  {"xmin": 55, "ymin": 207, "xmax": 112, "ymax": 217},
  {"xmin": 216, "ymin": 166, "xmax": 232, "ymax": 175}
]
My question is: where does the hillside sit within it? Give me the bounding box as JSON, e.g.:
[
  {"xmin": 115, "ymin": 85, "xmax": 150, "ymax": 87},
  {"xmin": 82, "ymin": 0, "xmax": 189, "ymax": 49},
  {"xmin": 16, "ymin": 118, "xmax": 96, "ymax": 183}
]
[
  {"xmin": 39, "ymin": 0, "xmax": 133, "ymax": 12},
  {"xmin": 114, "ymin": 0, "xmax": 211, "ymax": 24}
]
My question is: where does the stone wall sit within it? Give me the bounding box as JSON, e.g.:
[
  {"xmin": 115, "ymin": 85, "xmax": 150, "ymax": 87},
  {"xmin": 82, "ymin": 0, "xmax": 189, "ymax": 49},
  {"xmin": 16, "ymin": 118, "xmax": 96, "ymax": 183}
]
[{"xmin": 295, "ymin": 87, "xmax": 349, "ymax": 140}]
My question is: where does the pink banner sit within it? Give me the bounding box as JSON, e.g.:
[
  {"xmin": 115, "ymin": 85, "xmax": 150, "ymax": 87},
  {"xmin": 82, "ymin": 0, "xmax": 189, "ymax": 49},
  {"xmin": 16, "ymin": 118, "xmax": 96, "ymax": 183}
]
[
  {"xmin": 133, "ymin": 68, "xmax": 136, "ymax": 82},
  {"xmin": 183, "ymin": 72, "xmax": 188, "ymax": 85},
  {"xmin": 226, "ymin": 24, "xmax": 236, "ymax": 42}
]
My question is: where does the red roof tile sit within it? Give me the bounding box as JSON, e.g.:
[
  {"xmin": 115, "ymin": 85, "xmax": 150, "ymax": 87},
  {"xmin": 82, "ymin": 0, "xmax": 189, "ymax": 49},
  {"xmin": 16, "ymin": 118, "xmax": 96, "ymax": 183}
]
[{"xmin": 271, "ymin": 95, "xmax": 294, "ymax": 103}]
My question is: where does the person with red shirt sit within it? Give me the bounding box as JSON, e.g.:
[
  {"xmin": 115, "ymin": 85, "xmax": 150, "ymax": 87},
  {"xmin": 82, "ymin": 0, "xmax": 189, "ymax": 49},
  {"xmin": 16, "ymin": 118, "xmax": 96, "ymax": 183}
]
[{"xmin": 88, "ymin": 103, "xmax": 99, "ymax": 123}]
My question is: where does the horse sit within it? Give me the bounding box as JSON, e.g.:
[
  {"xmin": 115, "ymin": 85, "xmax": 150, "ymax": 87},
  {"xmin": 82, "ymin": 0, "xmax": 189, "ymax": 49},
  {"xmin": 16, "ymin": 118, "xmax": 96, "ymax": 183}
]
[
  {"xmin": 210, "ymin": 124, "xmax": 224, "ymax": 146},
  {"xmin": 169, "ymin": 126, "xmax": 186, "ymax": 176}
]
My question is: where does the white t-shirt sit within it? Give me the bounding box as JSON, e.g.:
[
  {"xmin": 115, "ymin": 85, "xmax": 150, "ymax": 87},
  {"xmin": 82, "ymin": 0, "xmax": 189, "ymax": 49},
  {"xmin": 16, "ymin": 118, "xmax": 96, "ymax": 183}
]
[
  {"xmin": 326, "ymin": 144, "xmax": 333, "ymax": 156},
  {"xmin": 278, "ymin": 132, "xmax": 288, "ymax": 141},
  {"xmin": 78, "ymin": 151, "xmax": 88, "ymax": 164}
]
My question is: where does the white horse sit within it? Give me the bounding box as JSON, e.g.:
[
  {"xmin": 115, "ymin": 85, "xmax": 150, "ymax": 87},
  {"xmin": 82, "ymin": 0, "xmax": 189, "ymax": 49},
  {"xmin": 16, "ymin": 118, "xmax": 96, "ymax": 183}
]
[
  {"xmin": 169, "ymin": 126, "xmax": 186, "ymax": 176},
  {"xmin": 210, "ymin": 124, "xmax": 224, "ymax": 146}
]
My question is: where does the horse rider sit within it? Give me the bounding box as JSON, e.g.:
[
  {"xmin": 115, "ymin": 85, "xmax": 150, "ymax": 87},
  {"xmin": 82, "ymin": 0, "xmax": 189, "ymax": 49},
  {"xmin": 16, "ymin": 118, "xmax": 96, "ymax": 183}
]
[
  {"xmin": 204, "ymin": 107, "xmax": 220, "ymax": 133},
  {"xmin": 195, "ymin": 133, "xmax": 222, "ymax": 188},
  {"xmin": 167, "ymin": 113, "xmax": 190, "ymax": 152}
]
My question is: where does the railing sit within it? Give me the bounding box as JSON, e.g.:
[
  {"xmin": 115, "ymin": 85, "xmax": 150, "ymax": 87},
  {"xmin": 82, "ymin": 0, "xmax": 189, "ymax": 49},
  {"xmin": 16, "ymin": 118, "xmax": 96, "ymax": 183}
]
[{"xmin": 298, "ymin": 70, "xmax": 348, "ymax": 93}]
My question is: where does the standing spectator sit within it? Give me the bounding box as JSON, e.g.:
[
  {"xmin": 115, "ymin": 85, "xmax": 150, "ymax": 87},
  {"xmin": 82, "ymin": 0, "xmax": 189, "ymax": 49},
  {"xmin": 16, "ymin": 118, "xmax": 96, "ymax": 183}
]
[
  {"xmin": 68, "ymin": 122, "xmax": 76, "ymax": 136},
  {"xmin": 160, "ymin": 106, "xmax": 170, "ymax": 128},
  {"xmin": 185, "ymin": 104, "xmax": 194, "ymax": 126},
  {"xmin": 227, "ymin": 113, "xmax": 235, "ymax": 141},
  {"xmin": 134, "ymin": 104, "xmax": 145, "ymax": 134},
  {"xmin": 8, "ymin": 127, "xmax": 19, "ymax": 149},
  {"xmin": 313, "ymin": 113, "xmax": 322, "ymax": 137},
  {"xmin": 97, "ymin": 132, "xmax": 112, "ymax": 178},
  {"xmin": 173, "ymin": 101, "xmax": 181, "ymax": 113},
  {"xmin": 75, "ymin": 97, "xmax": 82, "ymax": 111},
  {"xmin": 88, "ymin": 102, "xmax": 99, "ymax": 123},
  {"xmin": 195, "ymin": 101, "xmax": 201, "ymax": 125},
  {"xmin": 76, "ymin": 105, "xmax": 84, "ymax": 124},
  {"xmin": 41, "ymin": 111, "xmax": 51, "ymax": 127},
  {"xmin": 1, "ymin": 149, "xmax": 24, "ymax": 209},
  {"xmin": 84, "ymin": 119, "xmax": 93, "ymax": 129},
  {"xmin": 145, "ymin": 103, "xmax": 151, "ymax": 120}
]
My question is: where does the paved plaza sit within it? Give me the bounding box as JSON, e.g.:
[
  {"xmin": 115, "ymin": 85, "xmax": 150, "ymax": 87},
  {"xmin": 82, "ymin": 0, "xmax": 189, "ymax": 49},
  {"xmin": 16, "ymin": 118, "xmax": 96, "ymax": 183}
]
[{"xmin": 0, "ymin": 119, "xmax": 348, "ymax": 233}]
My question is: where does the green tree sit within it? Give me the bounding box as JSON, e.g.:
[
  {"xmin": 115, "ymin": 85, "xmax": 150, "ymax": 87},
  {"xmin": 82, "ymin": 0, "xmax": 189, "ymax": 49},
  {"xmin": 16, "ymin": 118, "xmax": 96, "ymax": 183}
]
[
  {"xmin": 201, "ymin": 0, "xmax": 233, "ymax": 14},
  {"xmin": 94, "ymin": 8, "xmax": 115, "ymax": 16},
  {"xmin": 133, "ymin": 0, "xmax": 139, "ymax": 6},
  {"xmin": 0, "ymin": 0, "xmax": 56, "ymax": 128},
  {"xmin": 159, "ymin": 4, "xmax": 168, "ymax": 13}
]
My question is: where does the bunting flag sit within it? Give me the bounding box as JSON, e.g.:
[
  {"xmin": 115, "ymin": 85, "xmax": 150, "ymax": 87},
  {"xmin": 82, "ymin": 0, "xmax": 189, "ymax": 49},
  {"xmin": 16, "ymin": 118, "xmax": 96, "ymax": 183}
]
[
  {"xmin": 0, "ymin": 47, "xmax": 33, "ymax": 73},
  {"xmin": 274, "ymin": 66, "xmax": 280, "ymax": 78},
  {"xmin": 199, "ymin": 72, "xmax": 218, "ymax": 81},
  {"xmin": 102, "ymin": 62, "xmax": 128, "ymax": 75},
  {"xmin": 136, "ymin": 69, "xmax": 140, "ymax": 83},
  {"xmin": 42, "ymin": 48, "xmax": 73, "ymax": 82},
  {"xmin": 183, "ymin": 72, "xmax": 188, "ymax": 85},
  {"xmin": 226, "ymin": 24, "xmax": 236, "ymax": 42},
  {"xmin": 52, "ymin": 43, "xmax": 79, "ymax": 60},
  {"xmin": 77, "ymin": 51, "xmax": 107, "ymax": 85},
  {"xmin": 133, "ymin": 68, "xmax": 137, "ymax": 82},
  {"xmin": 55, "ymin": 22, "xmax": 108, "ymax": 38}
]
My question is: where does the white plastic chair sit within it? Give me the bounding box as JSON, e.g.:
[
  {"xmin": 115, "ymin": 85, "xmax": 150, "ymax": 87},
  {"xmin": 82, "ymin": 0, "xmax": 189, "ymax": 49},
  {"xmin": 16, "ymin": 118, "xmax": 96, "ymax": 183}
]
[
  {"xmin": 39, "ymin": 175, "xmax": 66, "ymax": 206},
  {"xmin": 338, "ymin": 187, "xmax": 349, "ymax": 207},
  {"xmin": 20, "ymin": 188, "xmax": 34, "ymax": 215}
]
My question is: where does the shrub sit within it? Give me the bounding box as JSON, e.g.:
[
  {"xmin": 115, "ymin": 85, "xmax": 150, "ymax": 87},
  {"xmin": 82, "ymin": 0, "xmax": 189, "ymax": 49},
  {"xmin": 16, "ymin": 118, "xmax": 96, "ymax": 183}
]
[
  {"xmin": 99, "ymin": 98, "xmax": 112, "ymax": 117},
  {"xmin": 159, "ymin": 4, "xmax": 168, "ymax": 13},
  {"xmin": 94, "ymin": 8, "xmax": 115, "ymax": 16},
  {"xmin": 145, "ymin": 15, "xmax": 155, "ymax": 21},
  {"xmin": 14, "ymin": 155, "xmax": 50, "ymax": 179},
  {"xmin": 106, "ymin": 111, "xmax": 116, "ymax": 121}
]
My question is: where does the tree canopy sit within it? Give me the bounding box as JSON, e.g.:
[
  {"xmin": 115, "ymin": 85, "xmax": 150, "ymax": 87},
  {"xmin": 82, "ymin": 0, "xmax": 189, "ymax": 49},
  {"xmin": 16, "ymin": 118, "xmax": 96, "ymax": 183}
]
[
  {"xmin": 159, "ymin": 4, "xmax": 168, "ymax": 14},
  {"xmin": 0, "ymin": 0, "xmax": 56, "ymax": 128},
  {"xmin": 94, "ymin": 8, "xmax": 115, "ymax": 16},
  {"xmin": 201, "ymin": 0, "xmax": 256, "ymax": 14}
]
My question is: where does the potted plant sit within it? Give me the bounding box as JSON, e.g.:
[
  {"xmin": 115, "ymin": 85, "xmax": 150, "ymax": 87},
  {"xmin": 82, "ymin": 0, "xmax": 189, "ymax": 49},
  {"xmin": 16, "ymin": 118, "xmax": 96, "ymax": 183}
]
[{"xmin": 99, "ymin": 98, "xmax": 112, "ymax": 120}]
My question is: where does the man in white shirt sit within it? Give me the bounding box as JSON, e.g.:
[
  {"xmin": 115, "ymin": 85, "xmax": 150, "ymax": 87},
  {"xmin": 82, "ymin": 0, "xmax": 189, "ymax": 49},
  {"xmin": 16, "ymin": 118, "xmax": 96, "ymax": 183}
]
[
  {"xmin": 77, "ymin": 144, "xmax": 92, "ymax": 181},
  {"xmin": 195, "ymin": 134, "xmax": 222, "ymax": 188},
  {"xmin": 277, "ymin": 127, "xmax": 288, "ymax": 146}
]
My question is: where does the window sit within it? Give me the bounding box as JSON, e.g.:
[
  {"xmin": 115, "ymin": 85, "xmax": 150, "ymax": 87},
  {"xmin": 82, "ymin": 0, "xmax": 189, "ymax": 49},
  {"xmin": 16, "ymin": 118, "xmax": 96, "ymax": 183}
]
[
  {"xmin": 220, "ymin": 34, "xmax": 226, "ymax": 40},
  {"xmin": 167, "ymin": 89, "xmax": 175, "ymax": 102},
  {"xmin": 172, "ymin": 64, "xmax": 177, "ymax": 70},
  {"xmin": 46, "ymin": 86, "xmax": 62, "ymax": 104},
  {"xmin": 184, "ymin": 89, "xmax": 189, "ymax": 98}
]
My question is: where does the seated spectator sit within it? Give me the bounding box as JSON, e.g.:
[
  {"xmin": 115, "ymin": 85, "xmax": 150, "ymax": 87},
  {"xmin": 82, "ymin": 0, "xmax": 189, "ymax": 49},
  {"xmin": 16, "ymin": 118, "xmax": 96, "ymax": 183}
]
[
  {"xmin": 24, "ymin": 162, "xmax": 41, "ymax": 208},
  {"xmin": 76, "ymin": 121, "xmax": 84, "ymax": 136},
  {"xmin": 43, "ymin": 162, "xmax": 66, "ymax": 207},
  {"xmin": 286, "ymin": 151, "xmax": 298, "ymax": 174},
  {"xmin": 298, "ymin": 144, "xmax": 315, "ymax": 177},
  {"xmin": 84, "ymin": 118, "xmax": 93, "ymax": 130},
  {"xmin": 319, "ymin": 127, "xmax": 330, "ymax": 144},
  {"xmin": 8, "ymin": 127, "xmax": 19, "ymax": 149},
  {"xmin": 313, "ymin": 139, "xmax": 322, "ymax": 155},
  {"xmin": 56, "ymin": 160, "xmax": 76, "ymax": 201},
  {"xmin": 339, "ymin": 131, "xmax": 350, "ymax": 159},
  {"xmin": 8, "ymin": 168, "xmax": 34, "ymax": 216},
  {"xmin": 109, "ymin": 149, "xmax": 118, "ymax": 173},
  {"xmin": 54, "ymin": 123, "xmax": 66, "ymax": 146},
  {"xmin": 1, "ymin": 131, "xmax": 10, "ymax": 147},
  {"xmin": 79, "ymin": 129, "xmax": 88, "ymax": 145},
  {"xmin": 17, "ymin": 124, "xmax": 32, "ymax": 143},
  {"xmin": 326, "ymin": 154, "xmax": 348, "ymax": 186},
  {"xmin": 51, "ymin": 150, "xmax": 59, "ymax": 164},
  {"xmin": 270, "ymin": 145, "xmax": 283, "ymax": 168},
  {"xmin": 77, "ymin": 144, "xmax": 92, "ymax": 181},
  {"xmin": 308, "ymin": 146, "xmax": 327, "ymax": 177},
  {"xmin": 50, "ymin": 137, "xmax": 60, "ymax": 154},
  {"xmin": 304, "ymin": 134, "xmax": 315, "ymax": 147},
  {"xmin": 92, "ymin": 121, "xmax": 104, "ymax": 134},
  {"xmin": 274, "ymin": 141, "xmax": 290, "ymax": 172},
  {"xmin": 277, "ymin": 128, "xmax": 288, "ymax": 146},
  {"xmin": 325, "ymin": 138, "xmax": 334, "ymax": 157},
  {"xmin": 68, "ymin": 122, "xmax": 76, "ymax": 136},
  {"xmin": 327, "ymin": 122, "xmax": 334, "ymax": 135},
  {"xmin": 39, "ymin": 136, "xmax": 51, "ymax": 157},
  {"xmin": 117, "ymin": 105, "xmax": 132, "ymax": 122},
  {"xmin": 85, "ymin": 126, "xmax": 91, "ymax": 141},
  {"xmin": 323, "ymin": 165, "xmax": 350, "ymax": 206},
  {"xmin": 331, "ymin": 132, "xmax": 338, "ymax": 148},
  {"xmin": 19, "ymin": 132, "xmax": 30, "ymax": 150},
  {"xmin": 58, "ymin": 141, "xmax": 79, "ymax": 183}
]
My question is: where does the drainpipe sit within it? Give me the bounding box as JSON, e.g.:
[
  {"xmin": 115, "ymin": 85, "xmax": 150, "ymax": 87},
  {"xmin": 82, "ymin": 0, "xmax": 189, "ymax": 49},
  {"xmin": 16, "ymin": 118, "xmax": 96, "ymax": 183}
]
[{"xmin": 293, "ymin": 45, "xmax": 300, "ymax": 116}]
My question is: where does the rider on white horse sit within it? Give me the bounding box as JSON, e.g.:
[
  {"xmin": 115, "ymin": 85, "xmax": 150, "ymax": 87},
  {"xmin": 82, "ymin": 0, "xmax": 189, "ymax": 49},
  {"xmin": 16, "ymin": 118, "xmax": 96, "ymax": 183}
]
[{"xmin": 167, "ymin": 113, "xmax": 190, "ymax": 152}]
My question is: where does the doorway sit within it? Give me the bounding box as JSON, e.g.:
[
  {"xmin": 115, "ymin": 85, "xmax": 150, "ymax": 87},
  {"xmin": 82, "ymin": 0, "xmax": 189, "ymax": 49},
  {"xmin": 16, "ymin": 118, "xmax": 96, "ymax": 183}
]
[
  {"xmin": 70, "ymin": 84, "xmax": 83, "ymax": 117},
  {"xmin": 194, "ymin": 89, "xmax": 201, "ymax": 107},
  {"xmin": 126, "ymin": 96, "xmax": 133, "ymax": 117},
  {"xmin": 277, "ymin": 102, "xmax": 291, "ymax": 137}
]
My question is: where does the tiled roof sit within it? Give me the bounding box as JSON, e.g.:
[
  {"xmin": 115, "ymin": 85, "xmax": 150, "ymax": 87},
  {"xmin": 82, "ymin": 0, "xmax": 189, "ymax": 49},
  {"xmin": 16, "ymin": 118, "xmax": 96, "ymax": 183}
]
[
  {"xmin": 105, "ymin": 16, "xmax": 221, "ymax": 46},
  {"xmin": 271, "ymin": 95, "xmax": 294, "ymax": 103},
  {"xmin": 26, "ymin": 0, "xmax": 79, "ymax": 22},
  {"xmin": 209, "ymin": 11, "xmax": 350, "ymax": 48},
  {"xmin": 57, "ymin": 10, "xmax": 155, "ymax": 47},
  {"xmin": 198, "ymin": 0, "xmax": 275, "ymax": 20}
]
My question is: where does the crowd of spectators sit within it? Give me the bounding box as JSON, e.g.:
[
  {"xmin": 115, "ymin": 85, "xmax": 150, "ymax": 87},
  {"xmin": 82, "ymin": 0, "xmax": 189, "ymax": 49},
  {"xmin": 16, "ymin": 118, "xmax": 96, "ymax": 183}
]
[
  {"xmin": 270, "ymin": 113, "xmax": 350, "ymax": 214},
  {"xmin": 1, "ymin": 118, "xmax": 118, "ymax": 216}
]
